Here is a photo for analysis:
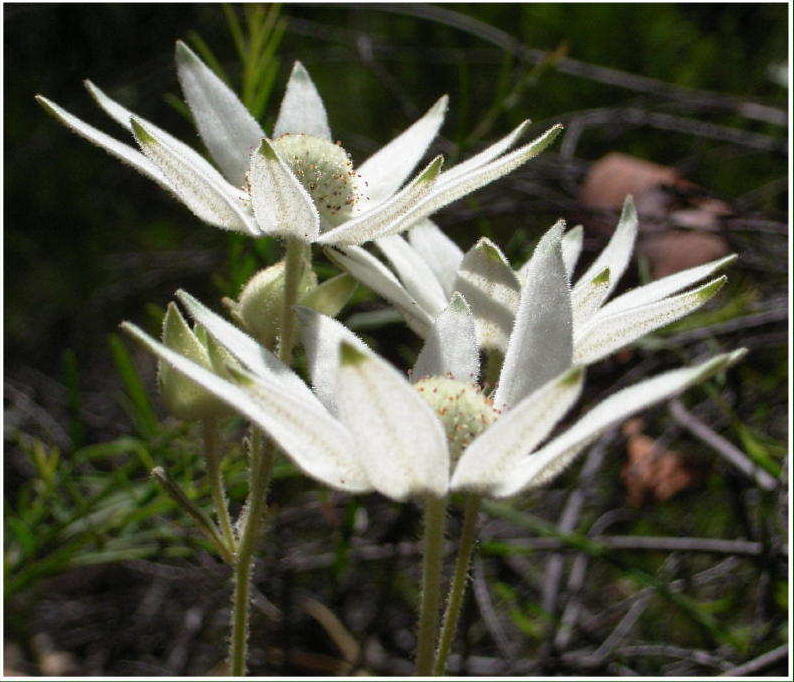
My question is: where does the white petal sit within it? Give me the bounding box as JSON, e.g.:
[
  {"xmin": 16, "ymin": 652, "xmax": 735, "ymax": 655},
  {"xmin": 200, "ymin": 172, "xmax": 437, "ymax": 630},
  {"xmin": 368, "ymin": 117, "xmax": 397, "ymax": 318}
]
[
  {"xmin": 494, "ymin": 221, "xmax": 573, "ymax": 411},
  {"xmin": 36, "ymin": 95, "xmax": 170, "ymax": 190},
  {"xmin": 248, "ymin": 139, "xmax": 320, "ymax": 242},
  {"xmin": 452, "ymin": 366, "xmax": 584, "ymax": 495},
  {"xmin": 561, "ymin": 225, "xmax": 584, "ymax": 278},
  {"xmin": 439, "ymin": 119, "xmax": 530, "ymax": 185},
  {"xmin": 412, "ymin": 293, "xmax": 479, "ymax": 383},
  {"xmin": 598, "ymin": 254, "xmax": 737, "ymax": 317},
  {"xmin": 131, "ymin": 119, "xmax": 259, "ymax": 234},
  {"xmin": 357, "ymin": 95, "xmax": 447, "ymax": 206},
  {"xmin": 497, "ymin": 350, "xmax": 747, "ymax": 496},
  {"xmin": 375, "ymin": 235, "xmax": 448, "ymax": 316},
  {"xmin": 84, "ymin": 80, "xmax": 247, "ymax": 202},
  {"xmin": 325, "ymin": 246, "xmax": 434, "ymax": 336},
  {"xmin": 175, "ymin": 290, "xmax": 317, "ymax": 406},
  {"xmin": 573, "ymin": 196, "xmax": 637, "ymax": 296},
  {"xmin": 452, "ymin": 237, "xmax": 521, "ymax": 351},
  {"xmin": 407, "ymin": 219, "xmax": 464, "ymax": 297},
  {"xmin": 273, "ymin": 61, "xmax": 332, "ymax": 140},
  {"xmin": 295, "ymin": 306, "xmax": 375, "ymax": 414},
  {"xmin": 336, "ymin": 343, "xmax": 450, "ymax": 500},
  {"xmin": 175, "ymin": 40, "xmax": 264, "ymax": 186},
  {"xmin": 377, "ymin": 124, "xmax": 563, "ymax": 236},
  {"xmin": 573, "ymin": 276, "xmax": 727, "ymax": 365},
  {"xmin": 317, "ymin": 156, "xmax": 443, "ymax": 246},
  {"xmin": 122, "ymin": 322, "xmax": 371, "ymax": 493},
  {"xmin": 571, "ymin": 267, "xmax": 611, "ymax": 327},
  {"xmin": 519, "ymin": 223, "xmax": 585, "ymax": 284}
]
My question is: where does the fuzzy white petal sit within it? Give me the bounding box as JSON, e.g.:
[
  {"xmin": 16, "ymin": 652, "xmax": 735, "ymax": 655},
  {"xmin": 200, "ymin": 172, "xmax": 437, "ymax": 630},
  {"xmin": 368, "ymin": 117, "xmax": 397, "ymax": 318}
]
[
  {"xmin": 122, "ymin": 322, "xmax": 371, "ymax": 493},
  {"xmin": 175, "ymin": 41, "xmax": 264, "ymax": 186},
  {"xmin": 452, "ymin": 237, "xmax": 521, "ymax": 351},
  {"xmin": 175, "ymin": 290, "xmax": 317, "ymax": 406},
  {"xmin": 574, "ymin": 196, "xmax": 637, "ymax": 297},
  {"xmin": 336, "ymin": 344, "xmax": 450, "ymax": 500},
  {"xmin": 273, "ymin": 61, "xmax": 332, "ymax": 141},
  {"xmin": 375, "ymin": 124, "xmax": 563, "ymax": 237},
  {"xmin": 412, "ymin": 293, "xmax": 479, "ymax": 383},
  {"xmin": 36, "ymin": 95, "xmax": 170, "ymax": 190},
  {"xmin": 248, "ymin": 139, "xmax": 321, "ymax": 242},
  {"xmin": 494, "ymin": 221, "xmax": 573, "ymax": 411},
  {"xmin": 598, "ymin": 254, "xmax": 737, "ymax": 317},
  {"xmin": 439, "ymin": 119, "xmax": 530, "ymax": 185},
  {"xmin": 561, "ymin": 225, "xmax": 584, "ymax": 279},
  {"xmin": 496, "ymin": 350, "xmax": 747, "ymax": 496},
  {"xmin": 573, "ymin": 276, "xmax": 727, "ymax": 365},
  {"xmin": 375, "ymin": 235, "xmax": 448, "ymax": 317},
  {"xmin": 571, "ymin": 267, "xmax": 612, "ymax": 327},
  {"xmin": 131, "ymin": 119, "xmax": 259, "ymax": 235},
  {"xmin": 296, "ymin": 307, "xmax": 375, "ymax": 414},
  {"xmin": 357, "ymin": 95, "xmax": 448, "ymax": 206},
  {"xmin": 452, "ymin": 366, "xmax": 584, "ymax": 494},
  {"xmin": 317, "ymin": 156, "xmax": 443, "ymax": 245},
  {"xmin": 325, "ymin": 246, "xmax": 434, "ymax": 337},
  {"xmin": 84, "ymin": 80, "xmax": 247, "ymax": 203},
  {"xmin": 407, "ymin": 219, "xmax": 464, "ymax": 297}
]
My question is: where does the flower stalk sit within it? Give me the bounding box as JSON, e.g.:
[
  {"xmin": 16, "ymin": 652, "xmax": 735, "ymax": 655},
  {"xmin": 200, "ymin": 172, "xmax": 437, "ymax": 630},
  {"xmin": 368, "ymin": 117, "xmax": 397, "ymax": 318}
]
[
  {"xmin": 414, "ymin": 495, "xmax": 447, "ymax": 676},
  {"xmin": 278, "ymin": 237, "xmax": 310, "ymax": 365},
  {"xmin": 433, "ymin": 494, "xmax": 481, "ymax": 675},
  {"xmin": 230, "ymin": 428, "xmax": 275, "ymax": 676},
  {"xmin": 203, "ymin": 418, "xmax": 236, "ymax": 553}
]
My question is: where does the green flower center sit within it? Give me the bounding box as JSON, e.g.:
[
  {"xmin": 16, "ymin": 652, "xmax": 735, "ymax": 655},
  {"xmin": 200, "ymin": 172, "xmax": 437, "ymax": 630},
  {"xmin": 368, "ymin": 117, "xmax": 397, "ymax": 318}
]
[
  {"xmin": 272, "ymin": 133, "xmax": 361, "ymax": 226},
  {"xmin": 415, "ymin": 376, "xmax": 499, "ymax": 461}
]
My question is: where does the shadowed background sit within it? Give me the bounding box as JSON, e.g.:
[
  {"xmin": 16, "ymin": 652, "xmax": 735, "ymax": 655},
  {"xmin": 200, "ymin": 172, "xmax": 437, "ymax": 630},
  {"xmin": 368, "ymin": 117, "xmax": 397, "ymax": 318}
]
[{"xmin": 5, "ymin": 3, "xmax": 788, "ymax": 676}]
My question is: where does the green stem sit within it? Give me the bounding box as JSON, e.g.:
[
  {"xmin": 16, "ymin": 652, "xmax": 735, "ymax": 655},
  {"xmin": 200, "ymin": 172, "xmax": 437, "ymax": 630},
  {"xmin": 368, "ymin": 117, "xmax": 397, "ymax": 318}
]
[
  {"xmin": 204, "ymin": 418, "xmax": 236, "ymax": 555},
  {"xmin": 150, "ymin": 467, "xmax": 233, "ymax": 565},
  {"xmin": 414, "ymin": 495, "xmax": 447, "ymax": 676},
  {"xmin": 229, "ymin": 428, "xmax": 275, "ymax": 676},
  {"xmin": 278, "ymin": 238, "xmax": 309, "ymax": 366},
  {"xmin": 433, "ymin": 495, "xmax": 481, "ymax": 675}
]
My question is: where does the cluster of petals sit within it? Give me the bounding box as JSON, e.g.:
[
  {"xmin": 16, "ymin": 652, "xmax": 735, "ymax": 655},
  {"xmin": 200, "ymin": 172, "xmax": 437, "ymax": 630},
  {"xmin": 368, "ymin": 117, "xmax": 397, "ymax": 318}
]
[
  {"xmin": 123, "ymin": 222, "xmax": 744, "ymax": 501},
  {"xmin": 37, "ymin": 41, "xmax": 561, "ymax": 247}
]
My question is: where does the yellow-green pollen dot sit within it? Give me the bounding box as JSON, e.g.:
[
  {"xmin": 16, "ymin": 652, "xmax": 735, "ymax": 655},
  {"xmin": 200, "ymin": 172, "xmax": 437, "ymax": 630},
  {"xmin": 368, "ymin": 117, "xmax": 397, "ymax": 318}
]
[
  {"xmin": 414, "ymin": 376, "xmax": 499, "ymax": 461},
  {"xmin": 272, "ymin": 133, "xmax": 362, "ymax": 226}
]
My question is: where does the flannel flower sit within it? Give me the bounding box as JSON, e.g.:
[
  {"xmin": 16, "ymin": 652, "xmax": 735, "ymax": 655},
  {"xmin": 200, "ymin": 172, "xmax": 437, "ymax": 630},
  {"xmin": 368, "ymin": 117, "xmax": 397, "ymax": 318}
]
[
  {"xmin": 122, "ymin": 224, "xmax": 744, "ymax": 501},
  {"xmin": 37, "ymin": 42, "xmax": 561, "ymax": 247},
  {"xmin": 327, "ymin": 196, "xmax": 736, "ymax": 359}
]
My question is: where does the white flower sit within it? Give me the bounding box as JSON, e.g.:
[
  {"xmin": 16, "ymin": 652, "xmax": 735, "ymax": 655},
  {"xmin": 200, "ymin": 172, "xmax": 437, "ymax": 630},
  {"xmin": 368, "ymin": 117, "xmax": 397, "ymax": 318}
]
[
  {"xmin": 36, "ymin": 42, "xmax": 561, "ymax": 246},
  {"xmin": 121, "ymin": 227, "xmax": 744, "ymax": 501},
  {"xmin": 327, "ymin": 197, "xmax": 736, "ymax": 364}
]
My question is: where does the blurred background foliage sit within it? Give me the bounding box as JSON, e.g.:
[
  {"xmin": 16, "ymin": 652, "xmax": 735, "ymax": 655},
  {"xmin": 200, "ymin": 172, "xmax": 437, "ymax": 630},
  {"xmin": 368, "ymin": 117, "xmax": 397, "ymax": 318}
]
[{"xmin": 4, "ymin": 3, "xmax": 788, "ymax": 676}]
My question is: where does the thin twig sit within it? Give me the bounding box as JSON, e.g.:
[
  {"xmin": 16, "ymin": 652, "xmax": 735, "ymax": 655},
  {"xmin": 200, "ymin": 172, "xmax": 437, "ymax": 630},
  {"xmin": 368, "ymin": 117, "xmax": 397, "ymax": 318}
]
[
  {"xmin": 719, "ymin": 644, "xmax": 788, "ymax": 676},
  {"xmin": 669, "ymin": 399, "xmax": 779, "ymax": 490}
]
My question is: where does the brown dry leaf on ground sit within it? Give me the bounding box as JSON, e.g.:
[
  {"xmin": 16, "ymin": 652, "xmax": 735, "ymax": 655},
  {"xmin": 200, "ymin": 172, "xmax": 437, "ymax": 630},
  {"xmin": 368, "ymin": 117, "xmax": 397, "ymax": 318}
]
[
  {"xmin": 580, "ymin": 152, "xmax": 731, "ymax": 277},
  {"xmin": 621, "ymin": 418, "xmax": 705, "ymax": 507}
]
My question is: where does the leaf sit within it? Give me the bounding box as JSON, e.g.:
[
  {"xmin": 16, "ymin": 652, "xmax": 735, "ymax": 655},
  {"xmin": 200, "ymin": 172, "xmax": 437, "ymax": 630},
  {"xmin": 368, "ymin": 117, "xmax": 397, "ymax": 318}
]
[
  {"xmin": 299, "ymin": 273, "xmax": 358, "ymax": 318},
  {"xmin": 108, "ymin": 333, "xmax": 159, "ymax": 439}
]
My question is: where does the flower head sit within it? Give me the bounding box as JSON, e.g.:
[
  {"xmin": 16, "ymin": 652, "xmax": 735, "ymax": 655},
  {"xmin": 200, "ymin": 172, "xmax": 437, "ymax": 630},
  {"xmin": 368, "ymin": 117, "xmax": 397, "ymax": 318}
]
[
  {"xmin": 37, "ymin": 42, "xmax": 561, "ymax": 246},
  {"xmin": 122, "ymin": 251, "xmax": 744, "ymax": 500}
]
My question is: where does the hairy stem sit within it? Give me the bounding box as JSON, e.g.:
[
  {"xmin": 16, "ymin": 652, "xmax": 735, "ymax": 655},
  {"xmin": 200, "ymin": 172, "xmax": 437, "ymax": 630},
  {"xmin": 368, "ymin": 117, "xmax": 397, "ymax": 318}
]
[
  {"xmin": 278, "ymin": 238, "xmax": 309, "ymax": 366},
  {"xmin": 433, "ymin": 495, "xmax": 482, "ymax": 675},
  {"xmin": 229, "ymin": 428, "xmax": 274, "ymax": 676},
  {"xmin": 414, "ymin": 495, "xmax": 447, "ymax": 675},
  {"xmin": 204, "ymin": 418, "xmax": 236, "ymax": 554}
]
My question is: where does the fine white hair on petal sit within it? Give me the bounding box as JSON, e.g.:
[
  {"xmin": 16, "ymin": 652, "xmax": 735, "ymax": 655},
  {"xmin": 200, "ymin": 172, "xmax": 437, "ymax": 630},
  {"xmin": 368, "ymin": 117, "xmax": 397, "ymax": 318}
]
[
  {"xmin": 336, "ymin": 343, "xmax": 450, "ymax": 501},
  {"xmin": 175, "ymin": 41, "xmax": 264, "ymax": 186},
  {"xmin": 452, "ymin": 237, "xmax": 521, "ymax": 351},
  {"xmin": 407, "ymin": 219, "xmax": 464, "ymax": 297},
  {"xmin": 494, "ymin": 349, "xmax": 747, "ymax": 497},
  {"xmin": 573, "ymin": 276, "xmax": 727, "ymax": 365},
  {"xmin": 494, "ymin": 221, "xmax": 573, "ymax": 411},
  {"xmin": 357, "ymin": 95, "xmax": 448, "ymax": 207},
  {"xmin": 273, "ymin": 61, "xmax": 333, "ymax": 141},
  {"xmin": 412, "ymin": 293, "xmax": 480, "ymax": 383},
  {"xmin": 248, "ymin": 138, "xmax": 321, "ymax": 242}
]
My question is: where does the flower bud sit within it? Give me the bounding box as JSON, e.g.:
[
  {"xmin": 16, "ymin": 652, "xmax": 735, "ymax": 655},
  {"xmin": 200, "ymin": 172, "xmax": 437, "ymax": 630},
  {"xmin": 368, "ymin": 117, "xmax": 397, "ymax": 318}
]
[
  {"xmin": 158, "ymin": 303, "xmax": 234, "ymax": 421},
  {"xmin": 224, "ymin": 260, "xmax": 317, "ymax": 349}
]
